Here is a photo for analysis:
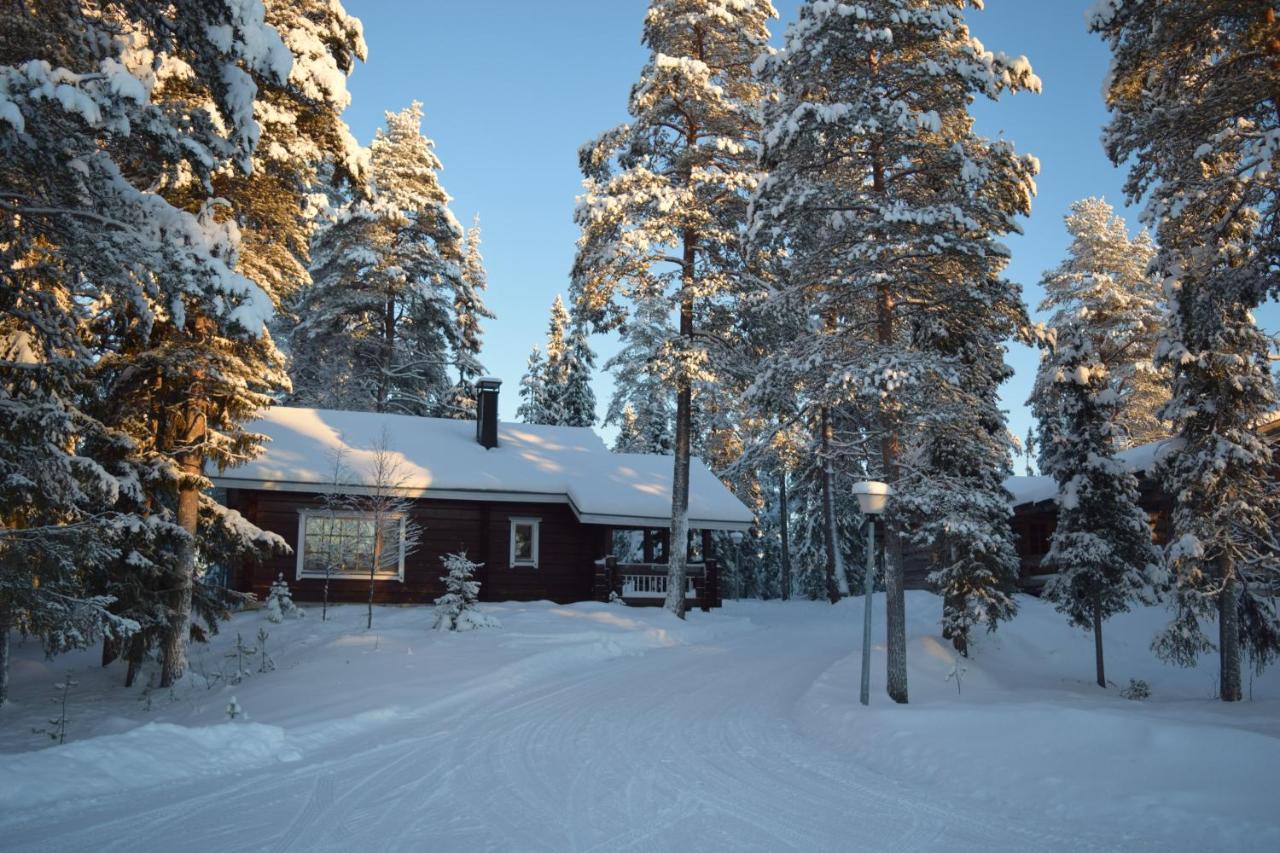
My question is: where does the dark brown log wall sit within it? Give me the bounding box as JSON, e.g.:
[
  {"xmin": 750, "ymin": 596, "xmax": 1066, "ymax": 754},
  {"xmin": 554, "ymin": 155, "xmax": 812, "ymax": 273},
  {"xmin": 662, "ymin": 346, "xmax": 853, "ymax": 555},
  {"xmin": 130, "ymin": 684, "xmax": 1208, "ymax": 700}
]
[{"xmin": 225, "ymin": 489, "xmax": 609, "ymax": 605}]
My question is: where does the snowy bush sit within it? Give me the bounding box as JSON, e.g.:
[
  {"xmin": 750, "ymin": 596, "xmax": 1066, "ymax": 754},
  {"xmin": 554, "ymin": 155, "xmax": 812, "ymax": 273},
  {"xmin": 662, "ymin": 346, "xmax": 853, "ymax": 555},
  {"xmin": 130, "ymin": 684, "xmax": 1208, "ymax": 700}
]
[
  {"xmin": 1120, "ymin": 679, "xmax": 1151, "ymax": 701},
  {"xmin": 433, "ymin": 552, "xmax": 500, "ymax": 631},
  {"xmin": 264, "ymin": 574, "xmax": 302, "ymax": 624}
]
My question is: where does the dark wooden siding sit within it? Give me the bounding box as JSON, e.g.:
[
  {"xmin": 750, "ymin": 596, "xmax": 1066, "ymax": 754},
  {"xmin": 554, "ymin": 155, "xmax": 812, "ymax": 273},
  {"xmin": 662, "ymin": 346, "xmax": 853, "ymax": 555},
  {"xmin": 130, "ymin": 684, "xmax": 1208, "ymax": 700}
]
[{"xmin": 225, "ymin": 489, "xmax": 610, "ymax": 605}]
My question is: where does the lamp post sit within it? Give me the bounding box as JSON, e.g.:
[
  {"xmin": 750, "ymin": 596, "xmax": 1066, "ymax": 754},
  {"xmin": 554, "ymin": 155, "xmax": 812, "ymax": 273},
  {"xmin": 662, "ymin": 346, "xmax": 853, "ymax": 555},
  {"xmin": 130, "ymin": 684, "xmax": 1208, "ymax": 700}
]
[
  {"xmin": 729, "ymin": 530, "xmax": 745, "ymax": 600},
  {"xmin": 852, "ymin": 481, "xmax": 890, "ymax": 706}
]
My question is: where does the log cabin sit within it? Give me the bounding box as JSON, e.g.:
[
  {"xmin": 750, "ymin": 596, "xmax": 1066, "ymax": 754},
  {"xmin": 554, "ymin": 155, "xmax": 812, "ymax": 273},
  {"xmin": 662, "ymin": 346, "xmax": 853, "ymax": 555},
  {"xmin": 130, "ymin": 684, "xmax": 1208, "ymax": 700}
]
[
  {"xmin": 1003, "ymin": 413, "xmax": 1280, "ymax": 591},
  {"xmin": 211, "ymin": 380, "xmax": 753, "ymax": 609}
]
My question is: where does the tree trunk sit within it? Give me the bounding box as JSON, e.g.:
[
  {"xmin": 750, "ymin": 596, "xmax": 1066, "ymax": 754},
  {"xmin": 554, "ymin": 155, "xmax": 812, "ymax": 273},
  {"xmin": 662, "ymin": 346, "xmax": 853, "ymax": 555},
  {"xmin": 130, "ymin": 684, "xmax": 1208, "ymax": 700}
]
[
  {"xmin": 368, "ymin": 526, "xmax": 382, "ymax": 631},
  {"xmin": 378, "ymin": 295, "xmax": 395, "ymax": 413},
  {"xmin": 883, "ymin": 523, "xmax": 908, "ymax": 704},
  {"xmin": 1092, "ymin": 586, "xmax": 1106, "ymax": 689},
  {"xmin": 878, "ymin": 278, "xmax": 908, "ymax": 704},
  {"xmin": 102, "ymin": 634, "xmax": 121, "ymax": 668},
  {"xmin": 0, "ymin": 604, "xmax": 10, "ymax": 707},
  {"xmin": 159, "ymin": 405, "xmax": 204, "ymax": 689},
  {"xmin": 820, "ymin": 406, "xmax": 842, "ymax": 604},
  {"xmin": 778, "ymin": 469, "xmax": 792, "ymax": 601},
  {"xmin": 665, "ymin": 318, "xmax": 693, "ymax": 619},
  {"xmin": 124, "ymin": 633, "xmax": 144, "ymax": 688},
  {"xmin": 1219, "ymin": 554, "xmax": 1242, "ymax": 702},
  {"xmin": 869, "ymin": 106, "xmax": 907, "ymax": 703}
]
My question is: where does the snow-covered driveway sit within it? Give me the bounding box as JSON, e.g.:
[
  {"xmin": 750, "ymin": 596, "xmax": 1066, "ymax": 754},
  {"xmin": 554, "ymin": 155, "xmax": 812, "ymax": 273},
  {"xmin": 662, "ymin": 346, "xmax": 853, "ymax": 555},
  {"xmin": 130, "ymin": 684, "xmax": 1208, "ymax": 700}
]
[{"xmin": 3, "ymin": 596, "xmax": 1278, "ymax": 852}]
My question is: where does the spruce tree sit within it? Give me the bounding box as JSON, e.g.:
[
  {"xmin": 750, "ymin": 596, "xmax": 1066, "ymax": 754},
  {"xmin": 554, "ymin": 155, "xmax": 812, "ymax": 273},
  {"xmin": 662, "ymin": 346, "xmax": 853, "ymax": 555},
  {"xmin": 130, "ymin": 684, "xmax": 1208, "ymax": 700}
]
[
  {"xmin": 1032, "ymin": 198, "xmax": 1167, "ymax": 455},
  {"xmin": 516, "ymin": 346, "xmax": 548, "ymax": 425},
  {"xmin": 1036, "ymin": 317, "xmax": 1163, "ymax": 688},
  {"xmin": 753, "ymin": 0, "xmax": 1039, "ymax": 697},
  {"xmin": 516, "ymin": 296, "xmax": 597, "ymax": 427},
  {"xmin": 604, "ymin": 292, "xmax": 674, "ymax": 454},
  {"xmin": 1092, "ymin": 0, "xmax": 1280, "ymax": 701},
  {"xmin": 289, "ymin": 102, "xmax": 466, "ymax": 417},
  {"xmin": 574, "ymin": 0, "xmax": 776, "ymax": 618},
  {"xmin": 2, "ymin": 0, "xmax": 321, "ymax": 689},
  {"xmin": 443, "ymin": 218, "xmax": 495, "ymax": 419}
]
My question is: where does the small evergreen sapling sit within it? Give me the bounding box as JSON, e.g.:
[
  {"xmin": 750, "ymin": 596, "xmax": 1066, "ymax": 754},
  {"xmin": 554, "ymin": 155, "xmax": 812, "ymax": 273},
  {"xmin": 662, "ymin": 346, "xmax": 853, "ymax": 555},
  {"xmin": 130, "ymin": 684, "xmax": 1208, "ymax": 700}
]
[
  {"xmin": 433, "ymin": 552, "xmax": 500, "ymax": 631},
  {"xmin": 225, "ymin": 634, "xmax": 255, "ymax": 685},
  {"xmin": 256, "ymin": 627, "xmax": 275, "ymax": 674},
  {"xmin": 34, "ymin": 676, "xmax": 78, "ymax": 745},
  {"xmin": 265, "ymin": 574, "xmax": 301, "ymax": 624}
]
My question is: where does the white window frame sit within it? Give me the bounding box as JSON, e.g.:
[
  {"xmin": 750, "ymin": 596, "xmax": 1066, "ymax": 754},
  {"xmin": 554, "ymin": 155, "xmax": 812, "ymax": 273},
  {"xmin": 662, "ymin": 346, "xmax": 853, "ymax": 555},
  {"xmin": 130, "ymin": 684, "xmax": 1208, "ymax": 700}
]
[
  {"xmin": 509, "ymin": 517, "xmax": 541, "ymax": 568},
  {"xmin": 296, "ymin": 509, "xmax": 407, "ymax": 583}
]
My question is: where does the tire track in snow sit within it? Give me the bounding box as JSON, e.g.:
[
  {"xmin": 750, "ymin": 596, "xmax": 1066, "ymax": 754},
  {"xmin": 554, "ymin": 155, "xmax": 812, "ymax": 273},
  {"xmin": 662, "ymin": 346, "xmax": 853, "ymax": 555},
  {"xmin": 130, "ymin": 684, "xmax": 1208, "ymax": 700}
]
[{"xmin": 1, "ymin": 613, "xmax": 1171, "ymax": 853}]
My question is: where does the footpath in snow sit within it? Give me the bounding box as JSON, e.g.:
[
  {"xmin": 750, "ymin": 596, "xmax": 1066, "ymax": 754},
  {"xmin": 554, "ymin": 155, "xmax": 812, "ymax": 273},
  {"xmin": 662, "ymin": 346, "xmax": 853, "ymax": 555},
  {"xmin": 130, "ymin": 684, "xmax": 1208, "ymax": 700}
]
[{"xmin": 1, "ymin": 592, "xmax": 1278, "ymax": 852}]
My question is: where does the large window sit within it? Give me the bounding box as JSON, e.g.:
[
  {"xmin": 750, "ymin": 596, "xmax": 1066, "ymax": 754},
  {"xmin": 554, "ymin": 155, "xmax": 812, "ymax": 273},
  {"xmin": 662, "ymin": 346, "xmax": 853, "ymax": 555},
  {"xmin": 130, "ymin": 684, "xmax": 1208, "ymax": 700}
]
[
  {"xmin": 509, "ymin": 517, "xmax": 540, "ymax": 568},
  {"xmin": 296, "ymin": 510, "xmax": 406, "ymax": 582}
]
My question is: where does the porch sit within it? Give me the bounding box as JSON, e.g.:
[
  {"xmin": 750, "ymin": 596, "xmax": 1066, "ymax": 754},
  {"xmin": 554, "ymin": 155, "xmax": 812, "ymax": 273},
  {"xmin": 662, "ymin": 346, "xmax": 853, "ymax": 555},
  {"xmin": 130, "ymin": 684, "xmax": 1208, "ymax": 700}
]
[{"xmin": 592, "ymin": 557, "xmax": 722, "ymax": 610}]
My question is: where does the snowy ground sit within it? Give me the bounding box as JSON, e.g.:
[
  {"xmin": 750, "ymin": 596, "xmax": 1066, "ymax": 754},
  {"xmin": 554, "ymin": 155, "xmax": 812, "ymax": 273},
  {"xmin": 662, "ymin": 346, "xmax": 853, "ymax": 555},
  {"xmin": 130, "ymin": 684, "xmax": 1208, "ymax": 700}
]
[{"xmin": 2, "ymin": 592, "xmax": 1278, "ymax": 852}]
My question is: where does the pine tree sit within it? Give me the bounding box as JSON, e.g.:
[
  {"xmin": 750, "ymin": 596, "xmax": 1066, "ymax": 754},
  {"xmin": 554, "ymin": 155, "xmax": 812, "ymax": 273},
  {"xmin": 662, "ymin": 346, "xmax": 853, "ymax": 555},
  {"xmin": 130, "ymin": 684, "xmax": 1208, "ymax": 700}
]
[
  {"xmin": 1032, "ymin": 198, "xmax": 1167, "ymax": 455},
  {"xmin": 1, "ymin": 0, "xmax": 320, "ymax": 689},
  {"xmin": 264, "ymin": 574, "xmax": 301, "ymax": 623},
  {"xmin": 1091, "ymin": 0, "xmax": 1280, "ymax": 702},
  {"xmin": 753, "ymin": 0, "xmax": 1039, "ymax": 697},
  {"xmin": 442, "ymin": 217, "xmax": 495, "ymax": 419},
  {"xmin": 574, "ymin": 0, "xmax": 776, "ymax": 618},
  {"xmin": 559, "ymin": 321, "xmax": 598, "ymax": 428},
  {"xmin": 517, "ymin": 296, "xmax": 597, "ymax": 427},
  {"xmin": 1036, "ymin": 318, "xmax": 1163, "ymax": 688},
  {"xmin": 289, "ymin": 102, "xmax": 466, "ymax": 417},
  {"xmin": 899, "ymin": 276, "xmax": 1027, "ymax": 656},
  {"xmin": 604, "ymin": 292, "xmax": 674, "ymax": 454},
  {"xmin": 516, "ymin": 346, "xmax": 548, "ymax": 425},
  {"xmin": 433, "ymin": 552, "xmax": 499, "ymax": 631}
]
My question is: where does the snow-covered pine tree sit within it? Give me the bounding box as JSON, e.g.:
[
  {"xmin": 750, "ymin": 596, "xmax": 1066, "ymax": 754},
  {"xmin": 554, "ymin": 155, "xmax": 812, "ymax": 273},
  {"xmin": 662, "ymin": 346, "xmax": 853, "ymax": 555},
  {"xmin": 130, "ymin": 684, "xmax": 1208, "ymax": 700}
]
[
  {"xmin": 574, "ymin": 0, "xmax": 776, "ymax": 618},
  {"xmin": 1091, "ymin": 0, "xmax": 1280, "ymax": 702},
  {"xmin": 2, "ymin": 0, "xmax": 312, "ymax": 689},
  {"xmin": 264, "ymin": 574, "xmax": 301, "ymax": 623},
  {"xmin": 898, "ymin": 274, "xmax": 1026, "ymax": 656},
  {"xmin": 604, "ymin": 291, "xmax": 675, "ymax": 454},
  {"xmin": 560, "ymin": 321, "xmax": 598, "ymax": 428},
  {"xmin": 433, "ymin": 552, "xmax": 499, "ymax": 631},
  {"xmin": 184, "ymin": 0, "xmax": 368, "ymax": 313},
  {"xmin": 121, "ymin": 0, "xmax": 360, "ymax": 687},
  {"xmin": 1036, "ymin": 317, "xmax": 1162, "ymax": 688},
  {"xmin": 442, "ymin": 217, "xmax": 495, "ymax": 419},
  {"xmin": 0, "ymin": 323, "xmax": 137, "ymax": 705},
  {"xmin": 1032, "ymin": 198, "xmax": 1167, "ymax": 456},
  {"xmin": 289, "ymin": 102, "xmax": 466, "ymax": 417},
  {"xmin": 753, "ymin": 0, "xmax": 1039, "ymax": 698},
  {"xmin": 516, "ymin": 346, "xmax": 549, "ymax": 425},
  {"xmin": 517, "ymin": 296, "xmax": 597, "ymax": 427}
]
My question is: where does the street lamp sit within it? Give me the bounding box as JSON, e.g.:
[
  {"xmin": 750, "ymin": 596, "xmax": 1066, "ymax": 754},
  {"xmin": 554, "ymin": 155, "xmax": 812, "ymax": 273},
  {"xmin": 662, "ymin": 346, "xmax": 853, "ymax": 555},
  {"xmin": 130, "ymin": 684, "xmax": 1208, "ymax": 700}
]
[{"xmin": 852, "ymin": 481, "xmax": 891, "ymax": 706}]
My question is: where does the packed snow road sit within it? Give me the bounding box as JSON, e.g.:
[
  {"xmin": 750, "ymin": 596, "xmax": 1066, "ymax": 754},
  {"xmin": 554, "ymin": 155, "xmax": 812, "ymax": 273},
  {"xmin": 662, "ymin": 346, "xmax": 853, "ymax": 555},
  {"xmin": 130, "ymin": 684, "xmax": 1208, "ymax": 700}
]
[{"xmin": 2, "ymin": 597, "xmax": 1278, "ymax": 852}]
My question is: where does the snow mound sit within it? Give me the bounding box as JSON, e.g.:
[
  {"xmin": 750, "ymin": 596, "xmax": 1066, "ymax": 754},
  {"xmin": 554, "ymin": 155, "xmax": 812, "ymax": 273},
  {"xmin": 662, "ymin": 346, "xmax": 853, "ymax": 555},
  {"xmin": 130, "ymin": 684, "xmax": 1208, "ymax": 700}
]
[{"xmin": 0, "ymin": 721, "xmax": 298, "ymax": 809}]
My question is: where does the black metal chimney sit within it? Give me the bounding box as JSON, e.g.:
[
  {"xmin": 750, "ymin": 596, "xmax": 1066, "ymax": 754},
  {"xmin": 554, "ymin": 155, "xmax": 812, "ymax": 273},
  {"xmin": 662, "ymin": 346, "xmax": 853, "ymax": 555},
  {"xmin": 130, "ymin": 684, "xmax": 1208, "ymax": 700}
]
[{"xmin": 476, "ymin": 378, "xmax": 501, "ymax": 450}]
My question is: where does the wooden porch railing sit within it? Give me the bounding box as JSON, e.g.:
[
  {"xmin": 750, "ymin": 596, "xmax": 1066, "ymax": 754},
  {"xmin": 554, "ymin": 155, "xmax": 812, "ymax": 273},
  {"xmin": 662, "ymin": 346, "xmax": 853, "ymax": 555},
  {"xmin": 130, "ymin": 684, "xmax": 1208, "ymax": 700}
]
[{"xmin": 593, "ymin": 557, "xmax": 721, "ymax": 611}]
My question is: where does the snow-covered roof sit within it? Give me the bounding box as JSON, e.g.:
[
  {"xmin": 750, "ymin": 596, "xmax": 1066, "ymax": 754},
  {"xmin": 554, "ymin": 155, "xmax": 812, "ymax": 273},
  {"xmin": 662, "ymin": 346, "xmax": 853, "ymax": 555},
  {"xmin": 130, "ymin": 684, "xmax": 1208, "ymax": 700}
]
[
  {"xmin": 210, "ymin": 407, "xmax": 754, "ymax": 530},
  {"xmin": 1005, "ymin": 437, "xmax": 1185, "ymax": 509}
]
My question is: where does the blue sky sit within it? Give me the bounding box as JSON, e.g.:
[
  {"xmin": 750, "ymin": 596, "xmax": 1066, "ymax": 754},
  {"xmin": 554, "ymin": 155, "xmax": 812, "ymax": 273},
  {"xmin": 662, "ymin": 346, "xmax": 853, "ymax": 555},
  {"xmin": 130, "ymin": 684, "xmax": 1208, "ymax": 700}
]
[{"xmin": 340, "ymin": 0, "xmax": 1277, "ymax": 452}]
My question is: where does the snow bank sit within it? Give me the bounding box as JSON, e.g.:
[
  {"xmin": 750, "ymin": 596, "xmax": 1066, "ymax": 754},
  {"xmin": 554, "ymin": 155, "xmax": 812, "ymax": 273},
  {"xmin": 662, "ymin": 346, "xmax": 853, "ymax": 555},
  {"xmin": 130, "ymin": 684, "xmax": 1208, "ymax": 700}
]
[
  {"xmin": 0, "ymin": 721, "xmax": 298, "ymax": 809},
  {"xmin": 794, "ymin": 593, "xmax": 1280, "ymax": 852}
]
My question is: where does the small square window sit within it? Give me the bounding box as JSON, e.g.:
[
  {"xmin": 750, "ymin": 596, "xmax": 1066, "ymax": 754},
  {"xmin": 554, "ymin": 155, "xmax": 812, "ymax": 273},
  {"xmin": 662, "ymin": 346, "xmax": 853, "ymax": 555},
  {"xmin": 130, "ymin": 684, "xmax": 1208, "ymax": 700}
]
[{"xmin": 510, "ymin": 518, "xmax": 540, "ymax": 568}]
